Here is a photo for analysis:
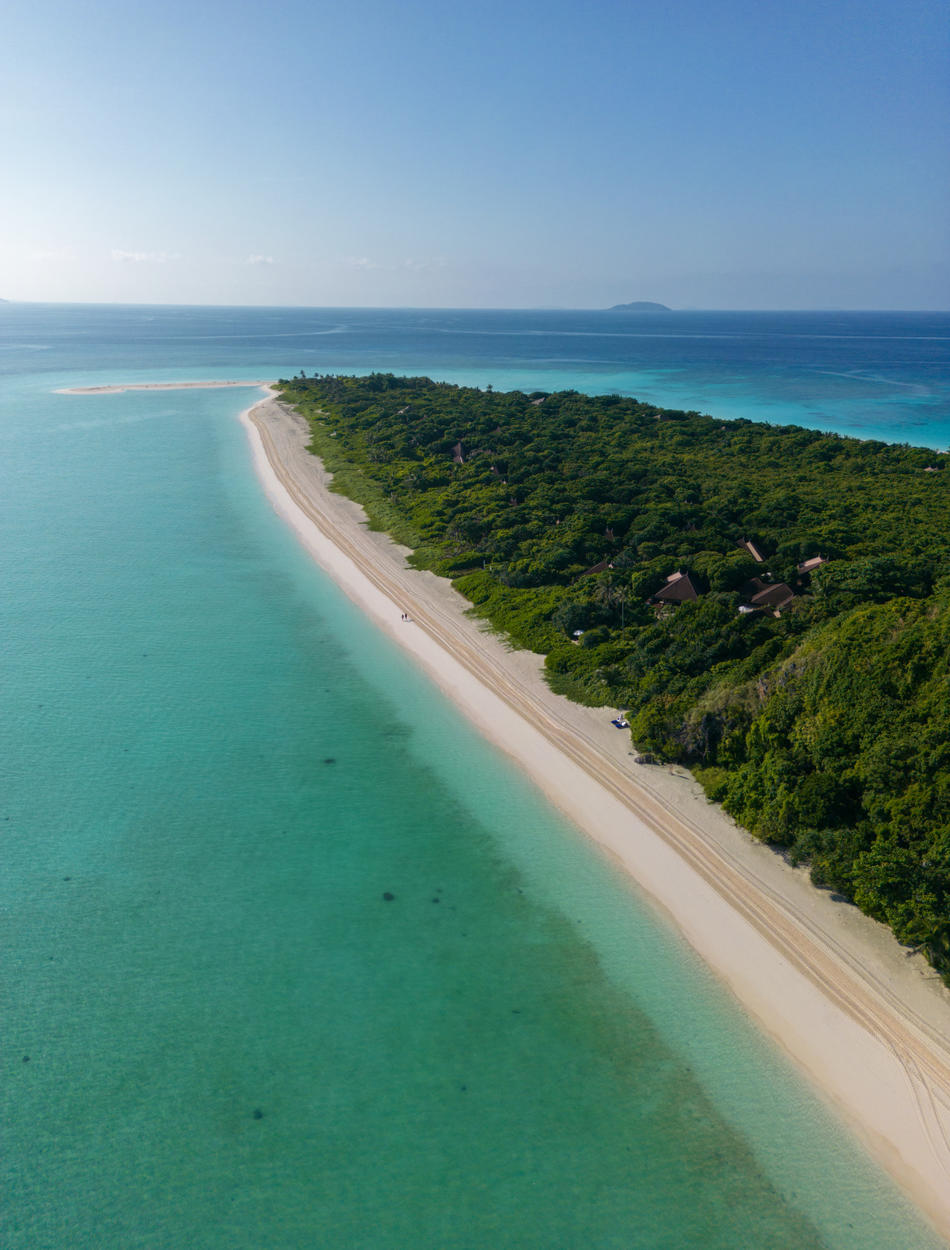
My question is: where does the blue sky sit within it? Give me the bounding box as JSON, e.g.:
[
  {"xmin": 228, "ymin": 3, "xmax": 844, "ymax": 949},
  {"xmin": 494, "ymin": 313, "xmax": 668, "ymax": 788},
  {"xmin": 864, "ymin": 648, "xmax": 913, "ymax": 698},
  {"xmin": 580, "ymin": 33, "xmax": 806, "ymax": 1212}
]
[{"xmin": 2, "ymin": 0, "xmax": 947, "ymax": 308}]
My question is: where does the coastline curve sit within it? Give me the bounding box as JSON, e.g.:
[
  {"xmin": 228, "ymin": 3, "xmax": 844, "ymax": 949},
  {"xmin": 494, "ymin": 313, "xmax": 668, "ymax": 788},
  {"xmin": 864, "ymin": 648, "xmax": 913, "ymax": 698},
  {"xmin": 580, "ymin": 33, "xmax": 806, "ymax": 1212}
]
[{"xmin": 235, "ymin": 386, "xmax": 950, "ymax": 1240}]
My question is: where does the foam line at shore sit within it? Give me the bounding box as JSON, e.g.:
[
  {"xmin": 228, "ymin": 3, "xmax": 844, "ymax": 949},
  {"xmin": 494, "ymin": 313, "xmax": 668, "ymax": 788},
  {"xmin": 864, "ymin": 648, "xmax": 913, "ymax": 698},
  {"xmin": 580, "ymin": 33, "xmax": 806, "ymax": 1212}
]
[{"xmin": 232, "ymin": 384, "xmax": 949, "ymax": 1237}]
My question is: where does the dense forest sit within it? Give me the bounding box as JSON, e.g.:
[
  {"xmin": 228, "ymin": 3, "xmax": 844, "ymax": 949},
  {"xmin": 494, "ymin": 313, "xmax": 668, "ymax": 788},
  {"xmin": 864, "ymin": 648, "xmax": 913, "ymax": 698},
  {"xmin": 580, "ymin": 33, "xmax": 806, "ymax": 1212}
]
[{"xmin": 278, "ymin": 373, "xmax": 950, "ymax": 979}]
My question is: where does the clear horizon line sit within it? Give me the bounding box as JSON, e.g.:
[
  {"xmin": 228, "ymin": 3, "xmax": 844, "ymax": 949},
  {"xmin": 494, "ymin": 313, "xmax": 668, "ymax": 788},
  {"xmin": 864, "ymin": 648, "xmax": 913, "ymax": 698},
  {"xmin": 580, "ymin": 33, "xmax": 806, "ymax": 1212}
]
[{"xmin": 2, "ymin": 298, "xmax": 948, "ymax": 314}]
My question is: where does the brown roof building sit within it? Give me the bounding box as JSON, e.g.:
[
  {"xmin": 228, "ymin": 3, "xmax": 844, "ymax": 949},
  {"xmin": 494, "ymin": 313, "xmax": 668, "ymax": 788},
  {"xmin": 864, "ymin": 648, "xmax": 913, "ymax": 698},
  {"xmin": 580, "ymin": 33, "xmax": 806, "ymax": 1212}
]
[
  {"xmin": 739, "ymin": 577, "xmax": 769, "ymax": 600},
  {"xmin": 578, "ymin": 559, "xmax": 613, "ymax": 579},
  {"xmin": 739, "ymin": 538, "xmax": 765, "ymax": 563},
  {"xmin": 652, "ymin": 571, "xmax": 700, "ymax": 604},
  {"xmin": 749, "ymin": 582, "xmax": 797, "ymax": 612}
]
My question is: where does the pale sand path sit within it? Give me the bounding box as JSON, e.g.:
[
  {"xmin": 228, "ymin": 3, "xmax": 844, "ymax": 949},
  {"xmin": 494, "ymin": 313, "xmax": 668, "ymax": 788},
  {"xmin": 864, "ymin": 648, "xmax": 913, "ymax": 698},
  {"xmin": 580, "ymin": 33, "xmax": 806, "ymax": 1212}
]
[{"xmin": 235, "ymin": 387, "xmax": 950, "ymax": 1238}]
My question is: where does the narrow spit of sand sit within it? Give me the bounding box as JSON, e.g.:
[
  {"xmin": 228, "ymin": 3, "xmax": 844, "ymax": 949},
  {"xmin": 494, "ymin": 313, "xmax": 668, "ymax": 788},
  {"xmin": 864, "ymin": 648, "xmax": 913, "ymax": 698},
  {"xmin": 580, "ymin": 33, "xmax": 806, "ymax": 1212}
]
[
  {"xmin": 233, "ymin": 387, "xmax": 950, "ymax": 1239},
  {"xmin": 58, "ymin": 380, "xmax": 269, "ymax": 395}
]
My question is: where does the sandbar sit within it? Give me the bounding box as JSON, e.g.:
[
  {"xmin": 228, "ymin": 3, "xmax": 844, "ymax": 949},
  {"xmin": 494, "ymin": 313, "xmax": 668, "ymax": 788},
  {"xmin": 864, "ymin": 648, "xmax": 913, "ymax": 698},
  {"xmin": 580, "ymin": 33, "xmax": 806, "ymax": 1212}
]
[{"xmin": 57, "ymin": 380, "xmax": 269, "ymax": 395}]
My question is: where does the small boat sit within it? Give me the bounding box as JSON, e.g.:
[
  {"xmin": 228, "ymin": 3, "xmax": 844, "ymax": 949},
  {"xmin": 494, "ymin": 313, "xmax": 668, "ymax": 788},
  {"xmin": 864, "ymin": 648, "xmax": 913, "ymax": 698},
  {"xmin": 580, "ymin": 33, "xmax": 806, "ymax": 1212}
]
[{"xmin": 611, "ymin": 718, "xmax": 629, "ymax": 729}]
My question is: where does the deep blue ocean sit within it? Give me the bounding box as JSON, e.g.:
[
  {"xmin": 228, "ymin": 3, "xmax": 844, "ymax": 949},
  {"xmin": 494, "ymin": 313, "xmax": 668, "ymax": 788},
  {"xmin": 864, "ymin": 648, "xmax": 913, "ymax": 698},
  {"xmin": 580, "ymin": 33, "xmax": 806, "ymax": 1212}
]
[
  {"xmin": 4, "ymin": 303, "xmax": 949, "ymax": 446},
  {"xmin": 3, "ymin": 304, "xmax": 948, "ymax": 1249}
]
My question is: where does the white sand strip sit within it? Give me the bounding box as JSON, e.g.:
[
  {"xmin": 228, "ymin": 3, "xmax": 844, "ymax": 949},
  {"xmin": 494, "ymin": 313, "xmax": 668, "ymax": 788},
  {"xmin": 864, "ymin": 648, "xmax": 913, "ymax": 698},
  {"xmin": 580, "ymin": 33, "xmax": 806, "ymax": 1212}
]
[
  {"xmin": 58, "ymin": 380, "xmax": 269, "ymax": 395},
  {"xmin": 239, "ymin": 387, "xmax": 950, "ymax": 1238}
]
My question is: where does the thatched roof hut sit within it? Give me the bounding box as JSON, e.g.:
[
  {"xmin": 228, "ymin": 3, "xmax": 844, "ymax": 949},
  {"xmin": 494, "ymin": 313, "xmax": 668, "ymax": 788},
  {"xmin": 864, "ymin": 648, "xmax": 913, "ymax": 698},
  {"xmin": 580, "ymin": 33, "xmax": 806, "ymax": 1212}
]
[{"xmin": 652, "ymin": 571, "xmax": 700, "ymax": 604}]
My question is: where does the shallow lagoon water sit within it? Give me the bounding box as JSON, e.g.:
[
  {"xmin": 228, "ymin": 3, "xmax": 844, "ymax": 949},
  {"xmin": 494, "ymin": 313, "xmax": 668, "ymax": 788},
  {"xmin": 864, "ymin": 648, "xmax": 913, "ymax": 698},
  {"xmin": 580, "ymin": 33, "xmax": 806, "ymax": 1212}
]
[{"xmin": 2, "ymin": 305, "xmax": 948, "ymax": 1248}]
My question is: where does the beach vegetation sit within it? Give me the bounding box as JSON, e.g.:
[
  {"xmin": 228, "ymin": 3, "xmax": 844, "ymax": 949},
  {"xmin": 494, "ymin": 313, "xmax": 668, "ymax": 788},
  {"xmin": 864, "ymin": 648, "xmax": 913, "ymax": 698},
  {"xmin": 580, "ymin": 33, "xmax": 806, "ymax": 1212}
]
[{"xmin": 279, "ymin": 373, "xmax": 950, "ymax": 979}]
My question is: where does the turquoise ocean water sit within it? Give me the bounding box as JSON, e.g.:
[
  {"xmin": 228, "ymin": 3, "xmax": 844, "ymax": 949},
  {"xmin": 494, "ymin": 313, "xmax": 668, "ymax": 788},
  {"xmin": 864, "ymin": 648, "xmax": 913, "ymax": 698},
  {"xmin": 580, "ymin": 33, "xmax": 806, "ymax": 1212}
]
[{"xmin": 3, "ymin": 304, "xmax": 949, "ymax": 1249}]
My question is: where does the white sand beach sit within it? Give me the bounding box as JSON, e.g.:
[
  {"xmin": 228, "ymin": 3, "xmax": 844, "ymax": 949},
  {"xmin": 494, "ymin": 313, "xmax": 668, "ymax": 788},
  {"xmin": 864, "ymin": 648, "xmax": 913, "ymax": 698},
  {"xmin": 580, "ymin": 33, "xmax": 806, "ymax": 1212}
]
[{"xmin": 233, "ymin": 385, "xmax": 950, "ymax": 1239}]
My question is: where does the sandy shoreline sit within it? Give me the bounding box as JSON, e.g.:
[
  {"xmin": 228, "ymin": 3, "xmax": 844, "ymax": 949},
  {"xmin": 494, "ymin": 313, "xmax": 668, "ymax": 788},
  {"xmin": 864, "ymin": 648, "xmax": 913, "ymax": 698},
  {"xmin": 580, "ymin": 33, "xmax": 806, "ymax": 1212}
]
[
  {"xmin": 226, "ymin": 386, "xmax": 950, "ymax": 1238},
  {"xmin": 62, "ymin": 380, "xmax": 950, "ymax": 1231}
]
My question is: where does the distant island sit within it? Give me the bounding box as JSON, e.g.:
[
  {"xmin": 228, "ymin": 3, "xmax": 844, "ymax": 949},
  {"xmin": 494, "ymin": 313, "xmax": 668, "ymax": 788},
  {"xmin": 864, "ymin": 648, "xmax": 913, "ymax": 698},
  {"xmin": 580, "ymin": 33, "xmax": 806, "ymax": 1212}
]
[{"xmin": 607, "ymin": 301, "xmax": 672, "ymax": 313}]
